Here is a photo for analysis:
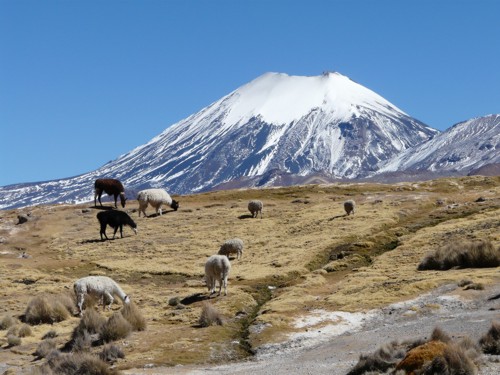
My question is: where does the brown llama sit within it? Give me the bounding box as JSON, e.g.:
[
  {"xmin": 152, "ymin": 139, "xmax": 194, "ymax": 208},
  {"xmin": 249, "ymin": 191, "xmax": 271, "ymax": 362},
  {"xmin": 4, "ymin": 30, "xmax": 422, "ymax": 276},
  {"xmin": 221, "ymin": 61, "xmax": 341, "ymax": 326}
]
[{"xmin": 94, "ymin": 178, "xmax": 126, "ymax": 208}]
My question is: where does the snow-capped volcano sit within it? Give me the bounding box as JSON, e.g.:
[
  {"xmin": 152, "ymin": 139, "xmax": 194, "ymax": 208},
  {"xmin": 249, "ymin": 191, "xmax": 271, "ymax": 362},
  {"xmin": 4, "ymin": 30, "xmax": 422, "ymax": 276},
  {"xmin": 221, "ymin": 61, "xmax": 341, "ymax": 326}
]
[
  {"xmin": 115, "ymin": 72, "xmax": 436, "ymax": 192},
  {"xmin": 1, "ymin": 72, "xmax": 440, "ymax": 209}
]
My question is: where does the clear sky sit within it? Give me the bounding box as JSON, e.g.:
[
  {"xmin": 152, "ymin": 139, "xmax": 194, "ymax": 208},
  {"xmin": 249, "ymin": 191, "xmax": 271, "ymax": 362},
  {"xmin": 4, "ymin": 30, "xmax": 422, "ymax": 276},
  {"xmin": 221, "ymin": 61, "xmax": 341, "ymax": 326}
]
[{"xmin": 1, "ymin": 0, "xmax": 499, "ymax": 186}]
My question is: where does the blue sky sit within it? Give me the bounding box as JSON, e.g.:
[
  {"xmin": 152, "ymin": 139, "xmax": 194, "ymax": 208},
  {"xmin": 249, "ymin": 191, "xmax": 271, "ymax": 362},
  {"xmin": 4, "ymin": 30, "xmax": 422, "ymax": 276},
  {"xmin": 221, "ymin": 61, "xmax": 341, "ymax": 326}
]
[{"xmin": 1, "ymin": 0, "xmax": 499, "ymax": 186}]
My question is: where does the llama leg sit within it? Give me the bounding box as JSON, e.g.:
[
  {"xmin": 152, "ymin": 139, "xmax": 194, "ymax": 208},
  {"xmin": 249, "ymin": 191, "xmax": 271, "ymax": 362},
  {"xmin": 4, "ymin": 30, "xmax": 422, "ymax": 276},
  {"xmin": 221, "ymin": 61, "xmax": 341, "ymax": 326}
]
[
  {"xmin": 105, "ymin": 292, "xmax": 114, "ymax": 310},
  {"xmin": 100, "ymin": 223, "xmax": 109, "ymax": 241},
  {"xmin": 77, "ymin": 293, "xmax": 85, "ymax": 316}
]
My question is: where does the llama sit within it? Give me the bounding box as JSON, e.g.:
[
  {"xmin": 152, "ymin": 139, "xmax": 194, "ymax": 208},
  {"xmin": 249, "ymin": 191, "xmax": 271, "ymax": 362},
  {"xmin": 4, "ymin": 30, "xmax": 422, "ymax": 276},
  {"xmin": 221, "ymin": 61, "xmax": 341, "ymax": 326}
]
[
  {"xmin": 97, "ymin": 210, "xmax": 137, "ymax": 240},
  {"xmin": 218, "ymin": 238, "xmax": 244, "ymax": 260},
  {"xmin": 205, "ymin": 255, "xmax": 231, "ymax": 296},
  {"xmin": 136, "ymin": 188, "xmax": 179, "ymax": 217},
  {"xmin": 248, "ymin": 200, "xmax": 263, "ymax": 219},
  {"xmin": 344, "ymin": 200, "xmax": 356, "ymax": 216},
  {"xmin": 73, "ymin": 276, "xmax": 130, "ymax": 316},
  {"xmin": 94, "ymin": 179, "xmax": 126, "ymax": 208}
]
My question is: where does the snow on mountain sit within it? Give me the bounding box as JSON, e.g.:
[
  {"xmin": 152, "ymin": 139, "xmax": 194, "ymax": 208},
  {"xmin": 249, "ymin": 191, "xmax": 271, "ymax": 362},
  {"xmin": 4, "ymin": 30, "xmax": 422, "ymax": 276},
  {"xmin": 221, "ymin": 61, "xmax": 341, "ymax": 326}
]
[
  {"xmin": 0, "ymin": 71, "xmax": 447, "ymax": 210},
  {"xmin": 378, "ymin": 114, "xmax": 499, "ymax": 174}
]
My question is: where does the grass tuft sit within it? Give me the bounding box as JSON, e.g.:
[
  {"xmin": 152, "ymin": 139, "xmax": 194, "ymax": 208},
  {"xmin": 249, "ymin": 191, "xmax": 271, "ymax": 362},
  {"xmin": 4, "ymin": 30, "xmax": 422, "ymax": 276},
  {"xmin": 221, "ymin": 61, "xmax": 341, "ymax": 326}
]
[
  {"xmin": 418, "ymin": 240, "xmax": 500, "ymax": 270},
  {"xmin": 69, "ymin": 308, "xmax": 106, "ymax": 351},
  {"xmin": 120, "ymin": 302, "xmax": 146, "ymax": 331},
  {"xmin": 7, "ymin": 334, "xmax": 21, "ymax": 347},
  {"xmin": 198, "ymin": 302, "xmax": 224, "ymax": 327},
  {"xmin": 49, "ymin": 352, "xmax": 120, "ymax": 375},
  {"xmin": 347, "ymin": 339, "xmax": 423, "ymax": 375},
  {"xmin": 35, "ymin": 338, "xmax": 58, "ymax": 358},
  {"xmin": 99, "ymin": 344, "xmax": 125, "ymax": 363},
  {"xmin": 24, "ymin": 294, "xmax": 72, "ymax": 325},
  {"xmin": 0, "ymin": 315, "xmax": 17, "ymax": 330},
  {"xmin": 100, "ymin": 312, "xmax": 132, "ymax": 343},
  {"xmin": 479, "ymin": 321, "xmax": 500, "ymax": 354}
]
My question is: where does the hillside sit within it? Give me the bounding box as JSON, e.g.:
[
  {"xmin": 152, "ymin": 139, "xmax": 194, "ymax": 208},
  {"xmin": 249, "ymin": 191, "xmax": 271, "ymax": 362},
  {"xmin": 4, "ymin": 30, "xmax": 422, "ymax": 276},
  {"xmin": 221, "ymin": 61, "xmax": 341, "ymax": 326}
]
[{"xmin": 0, "ymin": 176, "xmax": 499, "ymax": 374}]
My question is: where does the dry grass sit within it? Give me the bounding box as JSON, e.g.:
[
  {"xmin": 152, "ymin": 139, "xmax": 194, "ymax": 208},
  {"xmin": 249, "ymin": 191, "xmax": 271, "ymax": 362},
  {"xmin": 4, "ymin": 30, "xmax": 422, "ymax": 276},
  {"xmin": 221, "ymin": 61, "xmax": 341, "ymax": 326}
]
[
  {"xmin": 47, "ymin": 352, "xmax": 120, "ymax": 375},
  {"xmin": 7, "ymin": 323, "xmax": 32, "ymax": 338},
  {"xmin": 24, "ymin": 294, "xmax": 73, "ymax": 325},
  {"xmin": 120, "ymin": 302, "xmax": 146, "ymax": 331},
  {"xmin": 349, "ymin": 327, "xmax": 481, "ymax": 375},
  {"xmin": 100, "ymin": 313, "xmax": 132, "ymax": 343},
  {"xmin": 6, "ymin": 334, "xmax": 21, "ymax": 347},
  {"xmin": 479, "ymin": 321, "xmax": 500, "ymax": 354},
  {"xmin": 0, "ymin": 176, "xmax": 498, "ymax": 370},
  {"xmin": 198, "ymin": 302, "xmax": 224, "ymax": 327},
  {"xmin": 35, "ymin": 338, "xmax": 58, "ymax": 358},
  {"xmin": 347, "ymin": 339, "xmax": 422, "ymax": 375},
  {"xmin": 69, "ymin": 308, "xmax": 107, "ymax": 351},
  {"xmin": 0, "ymin": 315, "xmax": 17, "ymax": 330},
  {"xmin": 418, "ymin": 240, "xmax": 500, "ymax": 270},
  {"xmin": 99, "ymin": 344, "xmax": 125, "ymax": 363}
]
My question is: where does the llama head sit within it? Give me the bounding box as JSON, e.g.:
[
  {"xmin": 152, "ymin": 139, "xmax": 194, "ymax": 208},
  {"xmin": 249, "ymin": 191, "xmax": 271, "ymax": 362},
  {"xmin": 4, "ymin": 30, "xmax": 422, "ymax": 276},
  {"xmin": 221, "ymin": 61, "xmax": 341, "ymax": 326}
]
[
  {"xmin": 120, "ymin": 193, "xmax": 127, "ymax": 208},
  {"xmin": 171, "ymin": 200, "xmax": 180, "ymax": 211}
]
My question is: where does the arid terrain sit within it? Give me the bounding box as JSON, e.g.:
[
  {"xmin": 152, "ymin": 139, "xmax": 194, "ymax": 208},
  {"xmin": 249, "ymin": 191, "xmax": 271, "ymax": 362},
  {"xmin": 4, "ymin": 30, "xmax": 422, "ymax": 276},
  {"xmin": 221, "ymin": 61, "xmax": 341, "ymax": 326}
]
[{"xmin": 0, "ymin": 176, "xmax": 499, "ymax": 374}]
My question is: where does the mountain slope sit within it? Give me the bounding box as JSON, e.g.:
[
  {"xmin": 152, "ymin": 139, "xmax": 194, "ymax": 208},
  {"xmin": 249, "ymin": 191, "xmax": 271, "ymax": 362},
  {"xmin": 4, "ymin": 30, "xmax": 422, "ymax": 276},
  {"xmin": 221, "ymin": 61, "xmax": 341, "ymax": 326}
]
[
  {"xmin": 0, "ymin": 72, "xmax": 441, "ymax": 209},
  {"xmin": 377, "ymin": 114, "xmax": 499, "ymax": 175},
  {"xmin": 83, "ymin": 72, "xmax": 437, "ymax": 190}
]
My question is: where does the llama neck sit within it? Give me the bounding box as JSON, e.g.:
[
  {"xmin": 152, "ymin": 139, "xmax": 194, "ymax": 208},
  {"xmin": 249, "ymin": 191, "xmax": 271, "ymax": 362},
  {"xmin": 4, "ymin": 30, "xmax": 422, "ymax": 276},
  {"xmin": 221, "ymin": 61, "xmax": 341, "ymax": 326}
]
[{"xmin": 114, "ymin": 285, "xmax": 128, "ymax": 301}]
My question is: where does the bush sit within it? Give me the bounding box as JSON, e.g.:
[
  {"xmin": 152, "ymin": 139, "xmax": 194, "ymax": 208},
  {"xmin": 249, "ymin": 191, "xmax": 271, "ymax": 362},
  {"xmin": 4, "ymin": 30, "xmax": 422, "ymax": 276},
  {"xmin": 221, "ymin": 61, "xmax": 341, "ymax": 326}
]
[
  {"xmin": 79, "ymin": 309, "xmax": 106, "ymax": 335},
  {"xmin": 42, "ymin": 330, "xmax": 58, "ymax": 340},
  {"xmin": 418, "ymin": 240, "xmax": 500, "ymax": 270},
  {"xmin": 24, "ymin": 294, "xmax": 72, "ymax": 325},
  {"xmin": 7, "ymin": 334, "xmax": 21, "ymax": 346},
  {"xmin": 347, "ymin": 339, "xmax": 423, "ymax": 375},
  {"xmin": 479, "ymin": 321, "xmax": 500, "ymax": 354},
  {"xmin": 420, "ymin": 343, "xmax": 478, "ymax": 375},
  {"xmin": 49, "ymin": 352, "xmax": 119, "ymax": 375},
  {"xmin": 198, "ymin": 302, "xmax": 224, "ymax": 327},
  {"xmin": 348, "ymin": 327, "xmax": 481, "ymax": 375},
  {"xmin": 99, "ymin": 344, "xmax": 125, "ymax": 363},
  {"xmin": 0, "ymin": 315, "xmax": 17, "ymax": 330},
  {"xmin": 35, "ymin": 339, "xmax": 58, "ymax": 358},
  {"xmin": 69, "ymin": 309, "xmax": 106, "ymax": 351},
  {"xmin": 18, "ymin": 323, "xmax": 33, "ymax": 337},
  {"xmin": 120, "ymin": 303, "xmax": 146, "ymax": 331},
  {"xmin": 100, "ymin": 313, "xmax": 132, "ymax": 343}
]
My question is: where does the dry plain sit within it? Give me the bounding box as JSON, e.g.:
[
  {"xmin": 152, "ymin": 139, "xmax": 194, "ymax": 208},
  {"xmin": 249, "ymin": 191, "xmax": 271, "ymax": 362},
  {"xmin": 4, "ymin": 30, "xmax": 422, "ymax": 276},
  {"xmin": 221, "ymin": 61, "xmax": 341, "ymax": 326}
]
[{"xmin": 0, "ymin": 176, "xmax": 499, "ymax": 374}]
